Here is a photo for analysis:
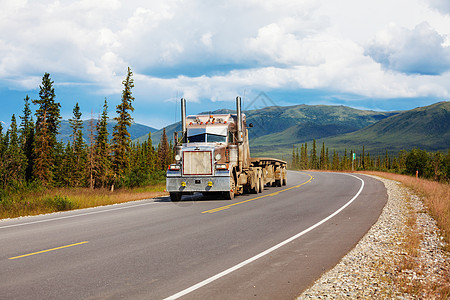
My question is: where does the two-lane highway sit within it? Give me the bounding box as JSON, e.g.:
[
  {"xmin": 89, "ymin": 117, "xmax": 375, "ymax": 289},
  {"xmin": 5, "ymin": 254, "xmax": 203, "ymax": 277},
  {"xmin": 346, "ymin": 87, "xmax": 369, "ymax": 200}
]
[{"xmin": 0, "ymin": 171, "xmax": 387, "ymax": 299}]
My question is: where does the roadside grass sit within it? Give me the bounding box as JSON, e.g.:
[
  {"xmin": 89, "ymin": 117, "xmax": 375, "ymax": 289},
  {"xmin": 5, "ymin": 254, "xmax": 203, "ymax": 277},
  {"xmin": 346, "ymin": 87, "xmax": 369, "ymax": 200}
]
[
  {"xmin": 361, "ymin": 171, "xmax": 449, "ymax": 298},
  {"xmin": 0, "ymin": 183, "xmax": 168, "ymax": 220},
  {"xmin": 361, "ymin": 171, "xmax": 449, "ymax": 250}
]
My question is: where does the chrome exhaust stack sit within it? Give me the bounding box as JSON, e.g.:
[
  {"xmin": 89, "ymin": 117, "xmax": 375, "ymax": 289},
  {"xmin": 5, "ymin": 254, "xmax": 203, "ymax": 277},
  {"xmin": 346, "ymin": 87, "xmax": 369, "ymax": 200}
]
[
  {"xmin": 181, "ymin": 98, "xmax": 187, "ymax": 143},
  {"xmin": 236, "ymin": 96, "xmax": 243, "ymax": 143}
]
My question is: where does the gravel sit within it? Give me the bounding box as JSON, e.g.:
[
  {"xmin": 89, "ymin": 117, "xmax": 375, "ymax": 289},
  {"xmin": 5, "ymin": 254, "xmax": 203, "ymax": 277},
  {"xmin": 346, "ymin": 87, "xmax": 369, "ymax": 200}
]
[{"xmin": 298, "ymin": 175, "xmax": 449, "ymax": 299}]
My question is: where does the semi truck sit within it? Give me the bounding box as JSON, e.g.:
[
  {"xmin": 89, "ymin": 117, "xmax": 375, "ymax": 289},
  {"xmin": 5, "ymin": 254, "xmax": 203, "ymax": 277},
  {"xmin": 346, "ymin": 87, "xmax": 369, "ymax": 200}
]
[{"xmin": 166, "ymin": 96, "xmax": 287, "ymax": 201}]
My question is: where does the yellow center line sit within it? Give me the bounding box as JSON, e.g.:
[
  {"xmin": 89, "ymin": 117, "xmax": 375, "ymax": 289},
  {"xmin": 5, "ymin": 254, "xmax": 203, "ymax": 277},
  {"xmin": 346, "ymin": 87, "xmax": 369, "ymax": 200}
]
[
  {"xmin": 9, "ymin": 241, "xmax": 89, "ymax": 260},
  {"xmin": 202, "ymin": 174, "xmax": 313, "ymax": 214}
]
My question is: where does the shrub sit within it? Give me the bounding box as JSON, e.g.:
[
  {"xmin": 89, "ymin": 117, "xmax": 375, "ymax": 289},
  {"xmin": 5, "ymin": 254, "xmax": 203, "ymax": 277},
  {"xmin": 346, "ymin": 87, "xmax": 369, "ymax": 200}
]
[{"xmin": 44, "ymin": 195, "xmax": 76, "ymax": 211}]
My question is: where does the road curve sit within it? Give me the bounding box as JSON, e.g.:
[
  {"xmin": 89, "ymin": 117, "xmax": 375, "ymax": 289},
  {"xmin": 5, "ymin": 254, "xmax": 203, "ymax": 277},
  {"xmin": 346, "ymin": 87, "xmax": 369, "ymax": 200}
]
[{"xmin": 0, "ymin": 171, "xmax": 387, "ymax": 299}]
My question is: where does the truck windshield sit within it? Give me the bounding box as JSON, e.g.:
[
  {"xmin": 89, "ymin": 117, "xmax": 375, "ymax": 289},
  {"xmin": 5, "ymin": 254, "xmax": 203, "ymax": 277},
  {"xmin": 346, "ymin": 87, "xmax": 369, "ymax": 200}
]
[{"xmin": 188, "ymin": 133, "xmax": 226, "ymax": 143}]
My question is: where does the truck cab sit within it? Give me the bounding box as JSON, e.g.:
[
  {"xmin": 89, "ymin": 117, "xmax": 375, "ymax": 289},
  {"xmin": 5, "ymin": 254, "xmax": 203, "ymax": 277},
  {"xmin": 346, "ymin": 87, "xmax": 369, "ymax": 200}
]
[{"xmin": 166, "ymin": 97, "xmax": 286, "ymax": 202}]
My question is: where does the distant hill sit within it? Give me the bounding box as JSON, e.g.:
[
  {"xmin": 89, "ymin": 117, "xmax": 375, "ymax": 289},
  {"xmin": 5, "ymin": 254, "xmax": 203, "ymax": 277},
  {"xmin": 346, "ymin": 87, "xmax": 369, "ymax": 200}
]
[
  {"xmin": 315, "ymin": 101, "xmax": 450, "ymax": 155},
  {"xmin": 247, "ymin": 104, "xmax": 398, "ymax": 146},
  {"xmin": 58, "ymin": 119, "xmax": 157, "ymax": 144},
  {"xmin": 135, "ymin": 104, "xmax": 398, "ymax": 153}
]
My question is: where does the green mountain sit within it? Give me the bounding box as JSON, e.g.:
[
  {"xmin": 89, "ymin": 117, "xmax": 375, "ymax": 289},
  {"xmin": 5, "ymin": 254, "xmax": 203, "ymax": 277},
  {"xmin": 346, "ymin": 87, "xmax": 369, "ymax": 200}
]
[
  {"xmin": 58, "ymin": 119, "xmax": 157, "ymax": 144},
  {"xmin": 316, "ymin": 101, "xmax": 450, "ymax": 155},
  {"xmin": 134, "ymin": 101, "xmax": 449, "ymax": 160},
  {"xmin": 136, "ymin": 104, "xmax": 397, "ymax": 153},
  {"xmin": 247, "ymin": 104, "xmax": 397, "ymax": 147}
]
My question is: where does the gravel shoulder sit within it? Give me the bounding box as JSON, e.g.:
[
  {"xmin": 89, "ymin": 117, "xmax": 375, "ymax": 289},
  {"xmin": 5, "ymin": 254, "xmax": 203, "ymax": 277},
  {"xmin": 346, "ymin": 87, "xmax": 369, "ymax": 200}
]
[{"xmin": 298, "ymin": 175, "xmax": 449, "ymax": 299}]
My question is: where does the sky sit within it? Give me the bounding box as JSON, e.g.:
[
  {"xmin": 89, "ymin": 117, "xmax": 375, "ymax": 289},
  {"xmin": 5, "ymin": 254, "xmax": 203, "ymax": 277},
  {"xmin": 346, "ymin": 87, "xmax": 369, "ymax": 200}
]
[{"xmin": 1, "ymin": 0, "xmax": 450, "ymax": 129}]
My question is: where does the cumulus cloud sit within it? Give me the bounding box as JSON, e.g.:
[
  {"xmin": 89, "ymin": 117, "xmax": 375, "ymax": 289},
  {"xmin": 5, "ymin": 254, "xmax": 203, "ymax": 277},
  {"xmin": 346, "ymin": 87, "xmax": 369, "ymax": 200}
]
[
  {"xmin": 365, "ymin": 22, "xmax": 450, "ymax": 75},
  {"xmin": 0, "ymin": 0, "xmax": 449, "ymax": 113},
  {"xmin": 427, "ymin": 0, "xmax": 450, "ymax": 14}
]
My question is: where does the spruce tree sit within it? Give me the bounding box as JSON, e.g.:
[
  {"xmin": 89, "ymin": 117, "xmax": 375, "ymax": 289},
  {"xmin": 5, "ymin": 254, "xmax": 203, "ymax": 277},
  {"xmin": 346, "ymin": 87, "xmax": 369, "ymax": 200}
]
[
  {"xmin": 146, "ymin": 132, "xmax": 156, "ymax": 173},
  {"xmin": 95, "ymin": 99, "xmax": 111, "ymax": 188},
  {"xmin": 292, "ymin": 145, "xmax": 296, "ymax": 169},
  {"xmin": 310, "ymin": 139, "xmax": 318, "ymax": 169},
  {"xmin": 19, "ymin": 95, "xmax": 35, "ymax": 181},
  {"xmin": 3, "ymin": 115, "xmax": 26, "ymax": 187},
  {"xmin": 157, "ymin": 128, "xmax": 170, "ymax": 170},
  {"xmin": 0, "ymin": 122, "xmax": 4, "ymax": 189},
  {"xmin": 319, "ymin": 142, "xmax": 325, "ymax": 170},
  {"xmin": 87, "ymin": 113, "xmax": 96, "ymax": 189},
  {"xmin": 32, "ymin": 73, "xmax": 61, "ymax": 185},
  {"xmin": 69, "ymin": 102, "xmax": 86, "ymax": 186},
  {"xmin": 112, "ymin": 67, "xmax": 135, "ymax": 177}
]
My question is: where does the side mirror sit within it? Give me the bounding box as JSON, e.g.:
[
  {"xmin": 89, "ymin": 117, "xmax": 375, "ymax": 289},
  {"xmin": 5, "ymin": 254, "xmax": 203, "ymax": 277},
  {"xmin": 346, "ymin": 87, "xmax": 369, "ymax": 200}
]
[{"xmin": 248, "ymin": 123, "xmax": 254, "ymax": 128}]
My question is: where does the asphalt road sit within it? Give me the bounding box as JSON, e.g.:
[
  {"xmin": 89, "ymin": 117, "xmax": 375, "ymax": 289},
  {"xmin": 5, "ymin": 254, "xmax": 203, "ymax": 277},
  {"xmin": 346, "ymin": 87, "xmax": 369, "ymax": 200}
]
[{"xmin": 0, "ymin": 171, "xmax": 387, "ymax": 299}]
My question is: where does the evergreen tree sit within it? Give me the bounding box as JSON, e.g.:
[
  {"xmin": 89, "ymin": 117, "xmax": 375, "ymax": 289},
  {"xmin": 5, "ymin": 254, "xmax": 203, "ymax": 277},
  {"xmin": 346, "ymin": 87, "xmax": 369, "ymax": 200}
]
[
  {"xmin": 341, "ymin": 149, "xmax": 349, "ymax": 170},
  {"xmin": 32, "ymin": 73, "xmax": 61, "ymax": 185},
  {"xmin": 303, "ymin": 143, "xmax": 308, "ymax": 169},
  {"xmin": 0, "ymin": 122, "xmax": 4, "ymax": 188},
  {"xmin": 112, "ymin": 67, "xmax": 135, "ymax": 177},
  {"xmin": 361, "ymin": 146, "xmax": 365, "ymax": 170},
  {"xmin": 69, "ymin": 103, "xmax": 83, "ymax": 145},
  {"xmin": 292, "ymin": 145, "xmax": 296, "ymax": 169},
  {"xmin": 146, "ymin": 132, "xmax": 156, "ymax": 173},
  {"xmin": 19, "ymin": 95, "xmax": 35, "ymax": 181},
  {"xmin": 95, "ymin": 99, "xmax": 112, "ymax": 188},
  {"xmin": 157, "ymin": 128, "xmax": 170, "ymax": 170},
  {"xmin": 310, "ymin": 139, "xmax": 318, "ymax": 169},
  {"xmin": 52, "ymin": 141, "xmax": 66, "ymax": 187},
  {"xmin": 87, "ymin": 113, "xmax": 96, "ymax": 189},
  {"xmin": 319, "ymin": 142, "xmax": 325, "ymax": 170},
  {"xmin": 33, "ymin": 111, "xmax": 53, "ymax": 184},
  {"xmin": 2, "ymin": 115, "xmax": 26, "ymax": 187},
  {"xmin": 332, "ymin": 150, "xmax": 340, "ymax": 170},
  {"xmin": 69, "ymin": 102, "xmax": 86, "ymax": 186}
]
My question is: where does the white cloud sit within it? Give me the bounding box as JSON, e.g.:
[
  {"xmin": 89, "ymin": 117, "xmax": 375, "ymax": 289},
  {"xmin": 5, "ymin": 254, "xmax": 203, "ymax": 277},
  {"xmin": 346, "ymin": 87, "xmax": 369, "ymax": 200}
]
[
  {"xmin": 427, "ymin": 0, "xmax": 450, "ymax": 14},
  {"xmin": 0, "ymin": 0, "xmax": 449, "ymax": 110},
  {"xmin": 365, "ymin": 22, "xmax": 450, "ymax": 75}
]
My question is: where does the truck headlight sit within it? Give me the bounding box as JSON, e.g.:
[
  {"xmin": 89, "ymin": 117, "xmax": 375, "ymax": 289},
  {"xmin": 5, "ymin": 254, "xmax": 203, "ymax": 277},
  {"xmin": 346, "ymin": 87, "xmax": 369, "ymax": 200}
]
[
  {"xmin": 215, "ymin": 153, "xmax": 221, "ymax": 161},
  {"xmin": 168, "ymin": 164, "xmax": 180, "ymax": 171},
  {"xmin": 215, "ymin": 163, "xmax": 228, "ymax": 170},
  {"xmin": 175, "ymin": 154, "xmax": 181, "ymax": 161}
]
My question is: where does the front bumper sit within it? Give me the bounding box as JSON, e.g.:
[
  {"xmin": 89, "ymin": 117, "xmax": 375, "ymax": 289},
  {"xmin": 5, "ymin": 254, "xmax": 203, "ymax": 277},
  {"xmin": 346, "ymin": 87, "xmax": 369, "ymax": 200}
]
[{"xmin": 166, "ymin": 175, "xmax": 231, "ymax": 193}]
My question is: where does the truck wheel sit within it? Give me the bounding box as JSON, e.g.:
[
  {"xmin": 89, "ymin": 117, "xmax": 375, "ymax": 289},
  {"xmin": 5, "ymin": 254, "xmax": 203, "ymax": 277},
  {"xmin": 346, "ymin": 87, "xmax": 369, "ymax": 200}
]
[
  {"xmin": 258, "ymin": 176, "xmax": 263, "ymax": 193},
  {"xmin": 170, "ymin": 192, "xmax": 182, "ymax": 202},
  {"xmin": 224, "ymin": 177, "xmax": 235, "ymax": 200},
  {"xmin": 250, "ymin": 175, "xmax": 259, "ymax": 194}
]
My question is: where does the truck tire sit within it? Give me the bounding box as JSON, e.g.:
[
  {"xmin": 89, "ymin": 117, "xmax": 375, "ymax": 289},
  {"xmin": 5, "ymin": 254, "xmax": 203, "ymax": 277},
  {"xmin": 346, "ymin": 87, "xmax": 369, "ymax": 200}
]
[
  {"xmin": 258, "ymin": 176, "xmax": 263, "ymax": 193},
  {"xmin": 250, "ymin": 174, "xmax": 259, "ymax": 194},
  {"xmin": 170, "ymin": 192, "xmax": 182, "ymax": 202},
  {"xmin": 224, "ymin": 176, "xmax": 235, "ymax": 200}
]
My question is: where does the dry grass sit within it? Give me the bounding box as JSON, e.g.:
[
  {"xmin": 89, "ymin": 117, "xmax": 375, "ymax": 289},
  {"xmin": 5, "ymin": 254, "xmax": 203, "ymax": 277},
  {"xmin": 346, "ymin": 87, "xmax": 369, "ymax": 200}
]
[
  {"xmin": 361, "ymin": 171, "xmax": 449, "ymax": 250},
  {"xmin": 361, "ymin": 171, "xmax": 450, "ymax": 298},
  {"xmin": 0, "ymin": 184, "xmax": 168, "ymax": 219}
]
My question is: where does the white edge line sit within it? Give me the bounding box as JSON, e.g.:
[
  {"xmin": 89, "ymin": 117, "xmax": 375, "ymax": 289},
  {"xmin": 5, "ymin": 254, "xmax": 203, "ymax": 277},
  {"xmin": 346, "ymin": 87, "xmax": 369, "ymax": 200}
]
[
  {"xmin": 163, "ymin": 173, "xmax": 365, "ymax": 300},
  {"xmin": 0, "ymin": 201, "xmax": 159, "ymax": 230}
]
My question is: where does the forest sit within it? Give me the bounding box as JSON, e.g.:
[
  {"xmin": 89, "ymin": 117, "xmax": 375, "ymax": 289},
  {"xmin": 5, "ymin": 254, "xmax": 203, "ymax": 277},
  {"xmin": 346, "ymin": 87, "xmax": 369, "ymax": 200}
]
[
  {"xmin": 0, "ymin": 68, "xmax": 173, "ymax": 198},
  {"xmin": 291, "ymin": 140, "xmax": 450, "ymax": 182}
]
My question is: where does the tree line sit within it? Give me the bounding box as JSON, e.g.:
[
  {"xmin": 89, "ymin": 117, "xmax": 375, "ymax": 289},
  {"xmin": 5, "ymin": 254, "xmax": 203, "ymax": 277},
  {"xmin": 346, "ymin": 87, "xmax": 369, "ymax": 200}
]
[
  {"xmin": 0, "ymin": 68, "xmax": 173, "ymax": 193},
  {"xmin": 291, "ymin": 140, "xmax": 450, "ymax": 182}
]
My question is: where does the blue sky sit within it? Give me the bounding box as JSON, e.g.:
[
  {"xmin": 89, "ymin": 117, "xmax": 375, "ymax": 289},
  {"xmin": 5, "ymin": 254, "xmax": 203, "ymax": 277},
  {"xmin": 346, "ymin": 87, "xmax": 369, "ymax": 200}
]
[{"xmin": 1, "ymin": 0, "xmax": 450, "ymax": 129}]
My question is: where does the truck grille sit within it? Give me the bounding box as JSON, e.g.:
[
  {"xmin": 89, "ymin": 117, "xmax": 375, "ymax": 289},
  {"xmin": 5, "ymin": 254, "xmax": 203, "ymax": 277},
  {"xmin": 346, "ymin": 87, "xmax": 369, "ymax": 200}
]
[{"xmin": 183, "ymin": 151, "xmax": 212, "ymax": 175}]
